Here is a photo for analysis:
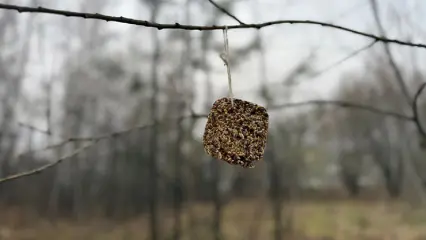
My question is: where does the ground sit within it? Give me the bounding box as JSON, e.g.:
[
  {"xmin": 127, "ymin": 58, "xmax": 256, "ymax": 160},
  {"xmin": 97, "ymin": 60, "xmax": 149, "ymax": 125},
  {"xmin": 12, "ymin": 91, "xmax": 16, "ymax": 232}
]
[{"xmin": 1, "ymin": 199, "xmax": 426, "ymax": 240}]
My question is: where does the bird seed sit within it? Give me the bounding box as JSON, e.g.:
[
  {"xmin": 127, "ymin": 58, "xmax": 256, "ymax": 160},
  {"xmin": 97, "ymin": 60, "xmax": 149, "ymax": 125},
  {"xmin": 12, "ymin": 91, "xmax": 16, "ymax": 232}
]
[{"xmin": 203, "ymin": 97, "xmax": 269, "ymax": 168}]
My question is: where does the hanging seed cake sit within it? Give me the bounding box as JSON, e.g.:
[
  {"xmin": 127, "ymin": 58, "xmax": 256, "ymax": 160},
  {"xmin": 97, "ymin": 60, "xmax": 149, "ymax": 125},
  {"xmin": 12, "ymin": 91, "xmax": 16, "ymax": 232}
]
[{"xmin": 203, "ymin": 97, "xmax": 269, "ymax": 168}]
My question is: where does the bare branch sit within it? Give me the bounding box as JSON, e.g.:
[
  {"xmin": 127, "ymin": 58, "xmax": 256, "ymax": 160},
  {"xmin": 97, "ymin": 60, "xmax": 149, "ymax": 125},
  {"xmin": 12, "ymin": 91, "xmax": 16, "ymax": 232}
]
[
  {"xmin": 45, "ymin": 100, "xmax": 415, "ymax": 144},
  {"xmin": 15, "ymin": 112, "xmax": 207, "ymax": 160},
  {"xmin": 413, "ymin": 82, "xmax": 426, "ymax": 140},
  {"xmin": 14, "ymin": 138, "xmax": 74, "ymax": 160},
  {"xmin": 17, "ymin": 121, "xmax": 50, "ymax": 136},
  {"xmin": 16, "ymin": 100, "xmax": 416, "ymax": 154},
  {"xmin": 314, "ymin": 39, "xmax": 378, "ymax": 76},
  {"xmin": 269, "ymin": 100, "xmax": 413, "ymax": 121},
  {"xmin": 0, "ymin": 3, "xmax": 425, "ymax": 49},
  {"xmin": 207, "ymin": 0, "xmax": 245, "ymax": 25},
  {"xmin": 0, "ymin": 142, "xmax": 96, "ymax": 184},
  {"xmin": 369, "ymin": 0, "xmax": 412, "ymax": 106},
  {"xmin": 0, "ymin": 98, "xmax": 418, "ymax": 184},
  {"xmin": 67, "ymin": 113, "xmax": 207, "ymax": 142}
]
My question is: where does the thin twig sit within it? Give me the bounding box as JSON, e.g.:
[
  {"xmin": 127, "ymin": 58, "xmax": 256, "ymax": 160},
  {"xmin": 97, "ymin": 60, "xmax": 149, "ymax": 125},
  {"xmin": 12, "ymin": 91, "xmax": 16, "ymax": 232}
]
[
  {"xmin": 313, "ymin": 39, "xmax": 378, "ymax": 76},
  {"xmin": 0, "ymin": 99, "xmax": 417, "ymax": 184},
  {"xmin": 14, "ymin": 139, "xmax": 75, "ymax": 160},
  {"xmin": 16, "ymin": 100, "xmax": 415, "ymax": 154},
  {"xmin": 369, "ymin": 0, "xmax": 412, "ymax": 106},
  {"xmin": 269, "ymin": 100, "xmax": 413, "ymax": 121},
  {"xmin": 207, "ymin": 0, "xmax": 245, "ymax": 25},
  {"xmin": 0, "ymin": 142, "xmax": 97, "ymax": 184},
  {"xmin": 15, "ymin": 113, "xmax": 207, "ymax": 160},
  {"xmin": 17, "ymin": 122, "xmax": 51, "ymax": 136},
  {"xmin": 0, "ymin": 3, "xmax": 425, "ymax": 49},
  {"xmin": 68, "ymin": 100, "xmax": 413, "ymax": 143},
  {"xmin": 413, "ymin": 82, "xmax": 426, "ymax": 138},
  {"xmin": 67, "ymin": 113, "xmax": 207, "ymax": 142}
]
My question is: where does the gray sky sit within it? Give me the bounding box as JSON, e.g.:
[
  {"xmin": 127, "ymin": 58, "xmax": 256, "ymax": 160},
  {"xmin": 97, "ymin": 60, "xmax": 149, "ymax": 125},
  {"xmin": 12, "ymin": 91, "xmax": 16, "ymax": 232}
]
[{"xmin": 23, "ymin": 0, "xmax": 426, "ymax": 100}]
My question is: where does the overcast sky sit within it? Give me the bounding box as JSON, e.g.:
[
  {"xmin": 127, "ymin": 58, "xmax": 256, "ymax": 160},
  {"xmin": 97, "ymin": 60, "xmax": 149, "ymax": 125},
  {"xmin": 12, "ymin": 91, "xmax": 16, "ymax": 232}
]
[
  {"xmin": 21, "ymin": 0, "xmax": 426, "ymax": 101},
  {"xmin": 112, "ymin": 0, "xmax": 426, "ymax": 102}
]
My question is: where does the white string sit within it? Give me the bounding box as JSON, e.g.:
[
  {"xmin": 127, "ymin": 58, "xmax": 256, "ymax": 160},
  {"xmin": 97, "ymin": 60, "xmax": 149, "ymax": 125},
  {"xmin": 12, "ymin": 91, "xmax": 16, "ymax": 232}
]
[{"xmin": 219, "ymin": 26, "xmax": 234, "ymax": 107}]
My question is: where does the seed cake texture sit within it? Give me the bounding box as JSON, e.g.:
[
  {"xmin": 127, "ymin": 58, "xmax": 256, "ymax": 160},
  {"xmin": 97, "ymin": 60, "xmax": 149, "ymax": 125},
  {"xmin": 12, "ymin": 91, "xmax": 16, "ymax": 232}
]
[{"xmin": 203, "ymin": 97, "xmax": 269, "ymax": 168}]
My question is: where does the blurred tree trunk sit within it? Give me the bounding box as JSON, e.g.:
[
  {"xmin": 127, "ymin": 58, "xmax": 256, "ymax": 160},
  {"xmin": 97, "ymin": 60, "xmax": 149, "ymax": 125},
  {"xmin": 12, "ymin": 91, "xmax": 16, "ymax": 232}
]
[
  {"xmin": 173, "ymin": 107, "xmax": 186, "ymax": 240},
  {"xmin": 197, "ymin": 1, "xmax": 223, "ymax": 238},
  {"xmin": 211, "ymin": 159, "xmax": 222, "ymax": 240},
  {"xmin": 260, "ymin": 84, "xmax": 284, "ymax": 240},
  {"xmin": 47, "ymin": 144, "xmax": 64, "ymax": 221},
  {"xmin": 146, "ymin": 2, "xmax": 162, "ymax": 239},
  {"xmin": 58, "ymin": 0, "xmax": 111, "ymax": 218},
  {"xmin": 0, "ymin": 6, "xmax": 33, "ymax": 202},
  {"xmin": 71, "ymin": 109, "xmax": 84, "ymax": 218},
  {"xmin": 254, "ymin": 0, "xmax": 285, "ymax": 234},
  {"xmin": 173, "ymin": 1, "xmax": 194, "ymax": 239},
  {"xmin": 269, "ymin": 158, "xmax": 283, "ymax": 240},
  {"xmin": 263, "ymin": 131, "xmax": 283, "ymax": 240},
  {"xmin": 370, "ymin": 123, "xmax": 403, "ymax": 198},
  {"xmin": 105, "ymin": 137, "xmax": 119, "ymax": 218}
]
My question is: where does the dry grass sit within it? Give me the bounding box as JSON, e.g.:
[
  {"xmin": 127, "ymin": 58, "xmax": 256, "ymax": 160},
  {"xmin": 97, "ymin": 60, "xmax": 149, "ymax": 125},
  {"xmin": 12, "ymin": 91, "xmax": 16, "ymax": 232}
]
[{"xmin": 1, "ymin": 199, "xmax": 426, "ymax": 240}]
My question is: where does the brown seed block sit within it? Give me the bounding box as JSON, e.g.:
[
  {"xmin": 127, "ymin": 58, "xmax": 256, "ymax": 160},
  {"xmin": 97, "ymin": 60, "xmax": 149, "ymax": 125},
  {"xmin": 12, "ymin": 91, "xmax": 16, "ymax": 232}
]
[{"xmin": 203, "ymin": 97, "xmax": 269, "ymax": 168}]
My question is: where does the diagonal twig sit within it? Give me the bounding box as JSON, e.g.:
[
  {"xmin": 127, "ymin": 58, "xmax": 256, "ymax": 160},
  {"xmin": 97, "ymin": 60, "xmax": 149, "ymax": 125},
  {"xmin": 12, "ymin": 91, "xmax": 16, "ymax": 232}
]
[
  {"xmin": 369, "ymin": 0, "xmax": 426, "ymax": 148},
  {"xmin": 0, "ymin": 3, "xmax": 425, "ymax": 49},
  {"xmin": 0, "ymin": 99, "xmax": 417, "ymax": 184},
  {"xmin": 207, "ymin": 0, "xmax": 245, "ymax": 25},
  {"xmin": 14, "ymin": 138, "xmax": 76, "ymax": 160},
  {"xmin": 0, "ymin": 142, "xmax": 97, "ymax": 184},
  {"xmin": 17, "ymin": 121, "xmax": 51, "ymax": 136},
  {"xmin": 67, "ymin": 113, "xmax": 208, "ymax": 142},
  {"xmin": 369, "ymin": 0, "xmax": 412, "ymax": 106},
  {"xmin": 413, "ymin": 82, "xmax": 426, "ymax": 139},
  {"xmin": 313, "ymin": 39, "xmax": 378, "ymax": 76},
  {"xmin": 0, "ymin": 113, "xmax": 208, "ymax": 184}
]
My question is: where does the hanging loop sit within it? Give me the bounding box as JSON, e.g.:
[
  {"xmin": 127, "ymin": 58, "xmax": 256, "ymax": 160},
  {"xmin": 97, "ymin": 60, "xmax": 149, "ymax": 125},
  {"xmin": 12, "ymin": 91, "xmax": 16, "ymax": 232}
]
[{"xmin": 219, "ymin": 26, "xmax": 234, "ymax": 107}]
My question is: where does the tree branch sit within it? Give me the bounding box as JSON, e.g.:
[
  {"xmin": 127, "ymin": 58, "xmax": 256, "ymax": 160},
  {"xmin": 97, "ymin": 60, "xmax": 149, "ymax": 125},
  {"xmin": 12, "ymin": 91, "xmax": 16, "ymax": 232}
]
[
  {"xmin": 207, "ymin": 0, "xmax": 245, "ymax": 25},
  {"xmin": 17, "ymin": 121, "xmax": 51, "ymax": 136},
  {"xmin": 9, "ymin": 112, "xmax": 207, "ymax": 175},
  {"xmin": 313, "ymin": 39, "xmax": 378, "ymax": 76},
  {"xmin": 369, "ymin": 0, "xmax": 412, "ymax": 106},
  {"xmin": 269, "ymin": 100, "xmax": 413, "ymax": 121},
  {"xmin": 66, "ymin": 113, "xmax": 207, "ymax": 142},
  {"xmin": 0, "ymin": 142, "xmax": 96, "ymax": 184},
  {"xmin": 413, "ymin": 82, "xmax": 426, "ymax": 140},
  {"xmin": 0, "ymin": 98, "xmax": 418, "ymax": 184},
  {"xmin": 0, "ymin": 3, "xmax": 425, "ymax": 49}
]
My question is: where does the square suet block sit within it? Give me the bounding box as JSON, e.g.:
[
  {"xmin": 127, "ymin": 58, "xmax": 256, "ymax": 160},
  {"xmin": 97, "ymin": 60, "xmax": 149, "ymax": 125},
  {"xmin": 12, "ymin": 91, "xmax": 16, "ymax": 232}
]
[{"xmin": 203, "ymin": 97, "xmax": 269, "ymax": 168}]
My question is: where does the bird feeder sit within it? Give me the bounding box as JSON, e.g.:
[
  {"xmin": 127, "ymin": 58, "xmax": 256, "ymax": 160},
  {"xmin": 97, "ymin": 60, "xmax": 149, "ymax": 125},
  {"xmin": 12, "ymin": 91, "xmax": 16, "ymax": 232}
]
[{"xmin": 203, "ymin": 97, "xmax": 269, "ymax": 168}]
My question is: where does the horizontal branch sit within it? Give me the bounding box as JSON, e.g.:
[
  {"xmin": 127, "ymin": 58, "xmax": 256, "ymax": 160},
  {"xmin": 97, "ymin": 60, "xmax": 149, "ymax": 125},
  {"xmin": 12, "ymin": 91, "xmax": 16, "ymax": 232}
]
[
  {"xmin": 67, "ymin": 113, "xmax": 208, "ymax": 142},
  {"xmin": 0, "ymin": 3, "xmax": 425, "ymax": 49},
  {"xmin": 12, "ymin": 113, "xmax": 208, "ymax": 161},
  {"xmin": 269, "ymin": 100, "xmax": 413, "ymax": 121},
  {"xmin": 0, "ymin": 99, "xmax": 414, "ymax": 184}
]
